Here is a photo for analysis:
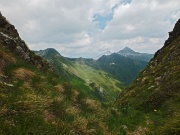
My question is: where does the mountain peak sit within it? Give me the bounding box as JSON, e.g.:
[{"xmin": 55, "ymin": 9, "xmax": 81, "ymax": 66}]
[
  {"xmin": 35, "ymin": 48, "xmax": 61, "ymax": 58},
  {"xmin": 117, "ymin": 47, "xmax": 153, "ymax": 62},
  {"xmin": 123, "ymin": 47, "xmax": 134, "ymax": 51},
  {"xmin": 118, "ymin": 47, "xmax": 135, "ymax": 54},
  {"xmin": 45, "ymin": 48, "xmax": 60, "ymax": 54}
]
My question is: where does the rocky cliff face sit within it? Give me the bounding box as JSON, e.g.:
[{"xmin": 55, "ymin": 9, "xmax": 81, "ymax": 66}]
[{"xmin": 0, "ymin": 13, "xmax": 48, "ymax": 69}]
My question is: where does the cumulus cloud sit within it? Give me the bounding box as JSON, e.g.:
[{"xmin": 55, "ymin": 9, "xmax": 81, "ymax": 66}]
[
  {"xmin": 0, "ymin": 0, "xmax": 179, "ymax": 58},
  {"xmin": 101, "ymin": 0, "xmax": 180, "ymax": 39}
]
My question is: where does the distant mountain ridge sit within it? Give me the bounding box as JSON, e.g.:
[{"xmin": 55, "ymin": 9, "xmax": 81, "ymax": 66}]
[
  {"xmin": 36, "ymin": 47, "xmax": 148, "ymax": 86},
  {"xmin": 35, "ymin": 48, "xmax": 122, "ymax": 101},
  {"xmin": 93, "ymin": 51, "xmax": 112, "ymax": 60},
  {"xmin": 117, "ymin": 47, "xmax": 153, "ymax": 62},
  {"xmin": 96, "ymin": 53, "xmax": 147, "ymax": 85},
  {"xmin": 94, "ymin": 47, "xmax": 153, "ymax": 62}
]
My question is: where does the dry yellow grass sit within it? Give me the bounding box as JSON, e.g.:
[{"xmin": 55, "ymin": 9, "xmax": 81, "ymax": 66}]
[
  {"xmin": 43, "ymin": 110, "xmax": 56, "ymax": 123},
  {"xmin": 66, "ymin": 106, "xmax": 80, "ymax": 115},
  {"xmin": 0, "ymin": 50, "xmax": 16, "ymax": 74},
  {"xmin": 13, "ymin": 68, "xmax": 35, "ymax": 80},
  {"xmin": 71, "ymin": 90, "xmax": 79, "ymax": 102},
  {"xmin": 54, "ymin": 84, "xmax": 65, "ymax": 93},
  {"xmin": 72, "ymin": 116, "xmax": 89, "ymax": 134},
  {"xmin": 127, "ymin": 126, "xmax": 149, "ymax": 135},
  {"xmin": 85, "ymin": 98, "xmax": 100, "ymax": 111}
]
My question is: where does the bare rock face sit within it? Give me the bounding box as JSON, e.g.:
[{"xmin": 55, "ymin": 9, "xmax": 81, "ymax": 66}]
[
  {"xmin": 168, "ymin": 19, "xmax": 180, "ymax": 40},
  {"xmin": 163, "ymin": 19, "xmax": 180, "ymax": 48},
  {"xmin": 0, "ymin": 13, "xmax": 49, "ymax": 69},
  {"xmin": 0, "ymin": 13, "xmax": 19, "ymax": 38},
  {"xmin": 154, "ymin": 19, "xmax": 180, "ymax": 58}
]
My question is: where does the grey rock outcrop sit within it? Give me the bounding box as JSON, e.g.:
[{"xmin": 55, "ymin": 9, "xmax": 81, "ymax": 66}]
[{"xmin": 0, "ymin": 13, "xmax": 49, "ymax": 69}]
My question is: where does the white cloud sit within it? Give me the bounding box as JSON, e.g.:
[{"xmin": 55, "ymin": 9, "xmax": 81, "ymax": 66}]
[
  {"xmin": 0, "ymin": 0, "xmax": 179, "ymax": 58},
  {"xmin": 101, "ymin": 0, "xmax": 180, "ymax": 40}
]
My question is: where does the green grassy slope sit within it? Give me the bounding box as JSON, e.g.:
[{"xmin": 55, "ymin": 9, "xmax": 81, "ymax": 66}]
[
  {"xmin": 0, "ymin": 48, "xmax": 108, "ymax": 134},
  {"xmin": 115, "ymin": 19, "xmax": 180, "ymax": 134},
  {"xmin": 35, "ymin": 49, "xmax": 122, "ymax": 101},
  {"xmin": 0, "ymin": 13, "xmax": 112, "ymax": 134},
  {"xmin": 0, "ymin": 13, "xmax": 132, "ymax": 135},
  {"xmin": 35, "ymin": 47, "xmax": 149, "ymax": 102},
  {"xmin": 67, "ymin": 59, "xmax": 122, "ymax": 101},
  {"xmin": 97, "ymin": 53, "xmax": 147, "ymax": 85}
]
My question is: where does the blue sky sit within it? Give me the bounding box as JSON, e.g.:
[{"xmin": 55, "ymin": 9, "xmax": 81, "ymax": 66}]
[
  {"xmin": 93, "ymin": 13, "xmax": 113, "ymax": 30},
  {"xmin": 0, "ymin": 0, "xmax": 179, "ymax": 58},
  {"xmin": 92, "ymin": 0, "xmax": 132, "ymax": 30}
]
